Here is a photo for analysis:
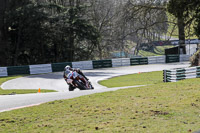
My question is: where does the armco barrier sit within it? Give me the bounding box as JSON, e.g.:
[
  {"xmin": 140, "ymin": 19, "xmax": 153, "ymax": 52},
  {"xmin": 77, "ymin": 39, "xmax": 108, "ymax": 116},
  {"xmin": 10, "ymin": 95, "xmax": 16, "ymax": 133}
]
[
  {"xmin": 112, "ymin": 58, "xmax": 122, "ymax": 67},
  {"xmin": 163, "ymin": 66, "xmax": 200, "ymax": 82},
  {"xmin": 72, "ymin": 61, "xmax": 93, "ymax": 70},
  {"xmin": 52, "ymin": 62, "xmax": 72, "ymax": 72},
  {"xmin": 92, "ymin": 60, "xmax": 112, "ymax": 69},
  {"xmin": 0, "ymin": 67, "xmax": 8, "ymax": 77},
  {"xmin": 112, "ymin": 58, "xmax": 130, "ymax": 67},
  {"xmin": 180, "ymin": 54, "xmax": 190, "ymax": 62},
  {"xmin": 0, "ymin": 55, "xmax": 192, "ymax": 77},
  {"xmin": 166, "ymin": 55, "xmax": 180, "ymax": 63},
  {"xmin": 148, "ymin": 56, "xmax": 165, "ymax": 64},
  {"xmin": 30, "ymin": 64, "xmax": 52, "ymax": 74},
  {"xmin": 130, "ymin": 57, "xmax": 148, "ymax": 66},
  {"xmin": 121, "ymin": 58, "xmax": 131, "ymax": 66},
  {"xmin": 7, "ymin": 66, "xmax": 30, "ymax": 76}
]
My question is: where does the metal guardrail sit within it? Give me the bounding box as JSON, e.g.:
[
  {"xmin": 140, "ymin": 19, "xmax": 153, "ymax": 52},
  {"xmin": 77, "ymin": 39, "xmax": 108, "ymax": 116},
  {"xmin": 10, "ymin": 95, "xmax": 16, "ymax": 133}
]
[
  {"xmin": 166, "ymin": 54, "xmax": 180, "ymax": 63},
  {"xmin": 7, "ymin": 66, "xmax": 30, "ymax": 76},
  {"xmin": 0, "ymin": 67, "xmax": 7, "ymax": 77},
  {"xmin": 148, "ymin": 56, "xmax": 165, "ymax": 64},
  {"xmin": 72, "ymin": 61, "xmax": 93, "ymax": 70},
  {"xmin": 0, "ymin": 54, "xmax": 191, "ymax": 77},
  {"xmin": 29, "ymin": 64, "xmax": 52, "ymax": 75},
  {"xmin": 112, "ymin": 58, "xmax": 130, "ymax": 67},
  {"xmin": 52, "ymin": 62, "xmax": 72, "ymax": 72},
  {"xmin": 130, "ymin": 57, "xmax": 148, "ymax": 65},
  {"xmin": 163, "ymin": 66, "xmax": 200, "ymax": 82},
  {"xmin": 92, "ymin": 60, "xmax": 112, "ymax": 69}
]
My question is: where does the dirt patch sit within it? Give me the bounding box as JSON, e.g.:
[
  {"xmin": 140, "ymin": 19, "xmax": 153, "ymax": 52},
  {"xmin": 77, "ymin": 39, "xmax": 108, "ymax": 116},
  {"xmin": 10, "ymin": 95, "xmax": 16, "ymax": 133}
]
[{"xmin": 149, "ymin": 110, "xmax": 169, "ymax": 116}]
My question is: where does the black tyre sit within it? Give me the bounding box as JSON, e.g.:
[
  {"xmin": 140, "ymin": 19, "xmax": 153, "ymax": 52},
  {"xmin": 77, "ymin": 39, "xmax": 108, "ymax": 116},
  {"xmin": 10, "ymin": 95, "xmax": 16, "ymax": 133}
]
[
  {"xmin": 69, "ymin": 85, "xmax": 75, "ymax": 91},
  {"xmin": 73, "ymin": 80, "xmax": 88, "ymax": 90},
  {"xmin": 89, "ymin": 82, "xmax": 94, "ymax": 89}
]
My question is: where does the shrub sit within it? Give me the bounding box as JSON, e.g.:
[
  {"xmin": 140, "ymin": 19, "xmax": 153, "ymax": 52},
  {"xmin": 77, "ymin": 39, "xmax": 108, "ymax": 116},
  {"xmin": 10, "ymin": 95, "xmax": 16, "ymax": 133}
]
[{"xmin": 190, "ymin": 50, "xmax": 200, "ymax": 66}]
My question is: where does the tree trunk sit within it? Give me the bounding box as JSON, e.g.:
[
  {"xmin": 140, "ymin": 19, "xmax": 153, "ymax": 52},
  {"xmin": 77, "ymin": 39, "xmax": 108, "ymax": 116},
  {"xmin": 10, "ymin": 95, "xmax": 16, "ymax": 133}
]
[
  {"xmin": 0, "ymin": 0, "xmax": 7, "ymax": 66},
  {"xmin": 177, "ymin": 16, "xmax": 186, "ymax": 54},
  {"xmin": 199, "ymin": 52, "xmax": 200, "ymax": 66},
  {"xmin": 54, "ymin": 42, "xmax": 58, "ymax": 62},
  {"xmin": 69, "ymin": 31, "xmax": 75, "ymax": 62},
  {"xmin": 68, "ymin": 0, "xmax": 75, "ymax": 62},
  {"xmin": 134, "ymin": 43, "xmax": 140, "ymax": 55},
  {"xmin": 13, "ymin": 28, "xmax": 21, "ymax": 66},
  {"xmin": 97, "ymin": 44, "xmax": 103, "ymax": 60}
]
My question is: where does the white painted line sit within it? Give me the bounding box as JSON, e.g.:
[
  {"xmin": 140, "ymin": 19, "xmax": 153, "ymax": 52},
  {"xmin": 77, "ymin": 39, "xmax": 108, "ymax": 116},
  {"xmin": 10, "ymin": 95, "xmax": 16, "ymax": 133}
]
[{"xmin": 0, "ymin": 103, "xmax": 43, "ymax": 113}]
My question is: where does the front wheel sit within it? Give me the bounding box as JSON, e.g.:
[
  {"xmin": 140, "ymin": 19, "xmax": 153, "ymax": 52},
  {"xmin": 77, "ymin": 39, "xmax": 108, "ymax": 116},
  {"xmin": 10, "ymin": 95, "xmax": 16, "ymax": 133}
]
[
  {"xmin": 88, "ymin": 82, "xmax": 94, "ymax": 89},
  {"xmin": 69, "ymin": 85, "xmax": 76, "ymax": 91}
]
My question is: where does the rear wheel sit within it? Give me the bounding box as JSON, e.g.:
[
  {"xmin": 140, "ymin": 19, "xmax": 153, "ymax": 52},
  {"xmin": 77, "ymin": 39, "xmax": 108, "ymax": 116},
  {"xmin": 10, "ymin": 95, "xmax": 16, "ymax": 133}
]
[{"xmin": 73, "ymin": 80, "xmax": 88, "ymax": 90}]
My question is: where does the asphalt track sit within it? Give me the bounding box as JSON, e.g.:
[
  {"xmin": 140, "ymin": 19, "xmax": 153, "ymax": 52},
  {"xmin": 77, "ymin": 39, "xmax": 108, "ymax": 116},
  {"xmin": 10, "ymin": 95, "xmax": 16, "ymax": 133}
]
[{"xmin": 0, "ymin": 62, "xmax": 190, "ymax": 112}]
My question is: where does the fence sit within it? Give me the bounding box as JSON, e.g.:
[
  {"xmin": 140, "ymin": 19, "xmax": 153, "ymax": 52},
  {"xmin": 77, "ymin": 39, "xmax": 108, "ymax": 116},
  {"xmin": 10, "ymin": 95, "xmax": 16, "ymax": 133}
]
[
  {"xmin": 130, "ymin": 57, "xmax": 148, "ymax": 66},
  {"xmin": 72, "ymin": 61, "xmax": 93, "ymax": 70},
  {"xmin": 112, "ymin": 58, "xmax": 130, "ymax": 67},
  {"xmin": 0, "ymin": 67, "xmax": 7, "ymax": 77},
  {"xmin": 148, "ymin": 56, "xmax": 165, "ymax": 64},
  {"xmin": 52, "ymin": 62, "xmax": 72, "ymax": 72},
  {"xmin": 30, "ymin": 64, "xmax": 52, "ymax": 75},
  {"xmin": 166, "ymin": 54, "xmax": 180, "ymax": 63},
  {"xmin": 163, "ymin": 66, "xmax": 200, "ymax": 82},
  {"xmin": 180, "ymin": 54, "xmax": 190, "ymax": 62},
  {"xmin": 0, "ymin": 54, "xmax": 191, "ymax": 77},
  {"xmin": 92, "ymin": 60, "xmax": 112, "ymax": 69},
  {"xmin": 7, "ymin": 66, "xmax": 30, "ymax": 76}
]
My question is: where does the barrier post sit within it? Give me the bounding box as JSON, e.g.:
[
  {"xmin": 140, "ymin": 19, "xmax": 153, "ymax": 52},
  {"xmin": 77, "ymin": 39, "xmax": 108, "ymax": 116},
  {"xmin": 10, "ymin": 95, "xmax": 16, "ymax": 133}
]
[{"xmin": 163, "ymin": 70, "xmax": 167, "ymax": 82}]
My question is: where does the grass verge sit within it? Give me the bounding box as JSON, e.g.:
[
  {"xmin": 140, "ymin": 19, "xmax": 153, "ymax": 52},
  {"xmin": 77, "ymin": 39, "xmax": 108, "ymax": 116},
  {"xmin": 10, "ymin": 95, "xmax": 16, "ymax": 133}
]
[
  {"xmin": 0, "ymin": 71, "xmax": 200, "ymax": 132},
  {"xmin": 0, "ymin": 76, "xmax": 56, "ymax": 95},
  {"xmin": 99, "ymin": 71, "xmax": 162, "ymax": 88}
]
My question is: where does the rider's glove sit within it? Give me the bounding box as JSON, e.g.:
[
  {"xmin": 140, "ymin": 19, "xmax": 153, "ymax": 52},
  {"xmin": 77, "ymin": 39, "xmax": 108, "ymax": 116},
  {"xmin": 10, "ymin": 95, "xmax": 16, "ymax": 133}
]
[{"xmin": 76, "ymin": 68, "xmax": 81, "ymax": 73}]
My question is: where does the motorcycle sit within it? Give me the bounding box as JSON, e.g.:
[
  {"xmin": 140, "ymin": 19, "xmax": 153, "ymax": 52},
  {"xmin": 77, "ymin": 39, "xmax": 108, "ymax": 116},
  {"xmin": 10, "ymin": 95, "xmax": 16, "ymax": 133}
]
[{"xmin": 66, "ymin": 71, "xmax": 94, "ymax": 91}]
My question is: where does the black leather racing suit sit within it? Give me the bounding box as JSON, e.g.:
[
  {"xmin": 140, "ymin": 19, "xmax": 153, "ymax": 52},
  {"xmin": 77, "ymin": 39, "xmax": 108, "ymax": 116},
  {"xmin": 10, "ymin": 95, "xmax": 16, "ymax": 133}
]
[{"xmin": 63, "ymin": 68, "xmax": 88, "ymax": 91}]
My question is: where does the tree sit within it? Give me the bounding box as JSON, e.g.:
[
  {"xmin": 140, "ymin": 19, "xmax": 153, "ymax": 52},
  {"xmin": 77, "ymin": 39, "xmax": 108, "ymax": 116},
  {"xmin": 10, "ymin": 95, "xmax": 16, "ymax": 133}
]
[
  {"xmin": 167, "ymin": 0, "xmax": 199, "ymax": 54},
  {"xmin": 66, "ymin": 1, "xmax": 100, "ymax": 61},
  {"xmin": 1, "ymin": 0, "xmax": 100, "ymax": 65},
  {"xmin": 49, "ymin": 0, "xmax": 100, "ymax": 62},
  {"xmin": 87, "ymin": 0, "xmax": 120, "ymax": 59},
  {"xmin": 6, "ymin": 0, "xmax": 50, "ymax": 65},
  {"xmin": 114, "ymin": 0, "xmax": 168, "ymax": 56},
  {"xmin": 193, "ymin": 1, "xmax": 200, "ymax": 39},
  {"xmin": 194, "ymin": 18, "xmax": 200, "ymax": 39}
]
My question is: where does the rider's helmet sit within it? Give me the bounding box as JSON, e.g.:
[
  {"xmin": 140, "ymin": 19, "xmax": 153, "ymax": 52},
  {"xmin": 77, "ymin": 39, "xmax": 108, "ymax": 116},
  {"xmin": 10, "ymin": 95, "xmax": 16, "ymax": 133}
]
[{"xmin": 64, "ymin": 65, "xmax": 71, "ymax": 71}]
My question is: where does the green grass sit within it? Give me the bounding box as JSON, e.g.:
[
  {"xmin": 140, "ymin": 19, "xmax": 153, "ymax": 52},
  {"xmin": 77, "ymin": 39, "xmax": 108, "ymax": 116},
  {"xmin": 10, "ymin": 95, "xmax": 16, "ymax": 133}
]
[
  {"xmin": 0, "ymin": 76, "xmax": 56, "ymax": 95},
  {"xmin": 138, "ymin": 46, "xmax": 174, "ymax": 57},
  {"xmin": 154, "ymin": 46, "xmax": 174, "ymax": 54},
  {"xmin": 138, "ymin": 50, "xmax": 159, "ymax": 57},
  {"xmin": 0, "ymin": 71, "xmax": 200, "ymax": 132},
  {"xmin": 99, "ymin": 71, "xmax": 162, "ymax": 88}
]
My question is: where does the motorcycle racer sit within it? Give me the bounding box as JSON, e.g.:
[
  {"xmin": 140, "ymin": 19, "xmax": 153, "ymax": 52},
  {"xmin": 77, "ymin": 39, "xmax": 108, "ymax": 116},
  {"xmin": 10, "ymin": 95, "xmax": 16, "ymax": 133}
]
[{"xmin": 63, "ymin": 65, "xmax": 90, "ymax": 91}]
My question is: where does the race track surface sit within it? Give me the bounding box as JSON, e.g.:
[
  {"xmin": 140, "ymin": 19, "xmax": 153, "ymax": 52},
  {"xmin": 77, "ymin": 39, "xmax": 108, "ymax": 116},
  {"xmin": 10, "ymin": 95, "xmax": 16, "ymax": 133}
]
[{"xmin": 0, "ymin": 62, "xmax": 190, "ymax": 112}]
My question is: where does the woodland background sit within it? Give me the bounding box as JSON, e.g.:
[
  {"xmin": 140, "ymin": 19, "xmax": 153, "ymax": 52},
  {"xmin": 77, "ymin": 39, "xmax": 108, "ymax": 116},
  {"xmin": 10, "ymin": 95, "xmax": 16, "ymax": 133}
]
[{"xmin": 0, "ymin": 0, "xmax": 200, "ymax": 66}]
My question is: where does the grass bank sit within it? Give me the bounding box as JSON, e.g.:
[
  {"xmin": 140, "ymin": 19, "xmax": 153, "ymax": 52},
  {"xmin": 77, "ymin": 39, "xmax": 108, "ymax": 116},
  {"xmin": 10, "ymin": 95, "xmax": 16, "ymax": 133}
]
[
  {"xmin": 138, "ymin": 46, "xmax": 174, "ymax": 57},
  {"xmin": 0, "ymin": 72, "xmax": 200, "ymax": 132},
  {"xmin": 0, "ymin": 76, "xmax": 56, "ymax": 95},
  {"xmin": 99, "ymin": 71, "xmax": 162, "ymax": 88}
]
